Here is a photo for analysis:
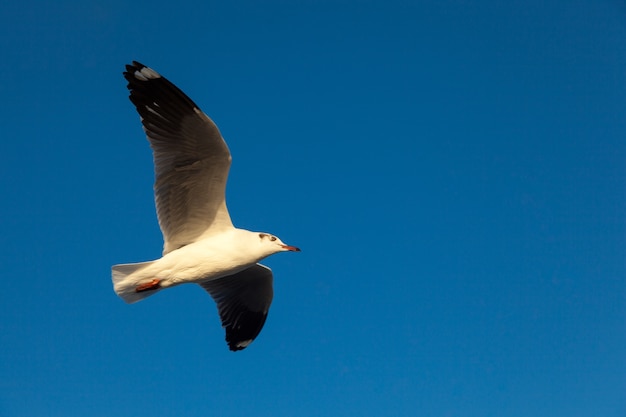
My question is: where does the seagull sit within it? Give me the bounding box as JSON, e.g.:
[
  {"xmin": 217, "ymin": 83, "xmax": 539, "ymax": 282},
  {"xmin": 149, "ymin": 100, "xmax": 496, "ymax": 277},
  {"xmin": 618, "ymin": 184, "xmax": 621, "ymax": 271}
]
[{"xmin": 112, "ymin": 61, "xmax": 300, "ymax": 351}]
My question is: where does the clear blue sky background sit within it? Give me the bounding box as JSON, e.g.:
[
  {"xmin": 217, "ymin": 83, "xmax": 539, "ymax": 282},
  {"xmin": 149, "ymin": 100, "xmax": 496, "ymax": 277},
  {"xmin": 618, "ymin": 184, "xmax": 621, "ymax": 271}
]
[{"xmin": 1, "ymin": 1, "xmax": 624, "ymax": 416}]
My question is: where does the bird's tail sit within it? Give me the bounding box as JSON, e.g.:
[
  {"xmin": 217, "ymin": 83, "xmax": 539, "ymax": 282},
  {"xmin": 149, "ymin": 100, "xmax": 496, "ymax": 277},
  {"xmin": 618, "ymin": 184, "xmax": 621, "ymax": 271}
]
[{"xmin": 112, "ymin": 261, "xmax": 160, "ymax": 304}]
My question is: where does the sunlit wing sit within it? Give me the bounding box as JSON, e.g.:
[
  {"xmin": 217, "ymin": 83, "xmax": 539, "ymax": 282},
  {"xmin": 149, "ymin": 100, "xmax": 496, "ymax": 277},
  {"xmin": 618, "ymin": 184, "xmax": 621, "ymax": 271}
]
[{"xmin": 123, "ymin": 61, "xmax": 233, "ymax": 254}]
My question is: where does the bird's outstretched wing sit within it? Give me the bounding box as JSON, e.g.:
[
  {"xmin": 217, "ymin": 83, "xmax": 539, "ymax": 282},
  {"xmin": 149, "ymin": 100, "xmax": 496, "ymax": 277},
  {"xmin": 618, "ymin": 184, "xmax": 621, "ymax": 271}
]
[
  {"xmin": 123, "ymin": 61, "xmax": 233, "ymax": 254},
  {"xmin": 199, "ymin": 264, "xmax": 274, "ymax": 351}
]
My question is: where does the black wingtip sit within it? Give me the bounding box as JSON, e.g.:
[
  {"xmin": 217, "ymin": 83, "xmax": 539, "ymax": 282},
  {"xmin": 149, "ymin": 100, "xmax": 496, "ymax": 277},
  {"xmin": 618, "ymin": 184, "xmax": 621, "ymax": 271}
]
[
  {"xmin": 124, "ymin": 60, "xmax": 147, "ymax": 71},
  {"xmin": 225, "ymin": 311, "xmax": 269, "ymax": 352},
  {"xmin": 121, "ymin": 61, "xmax": 201, "ymax": 125},
  {"xmin": 123, "ymin": 61, "xmax": 144, "ymax": 79}
]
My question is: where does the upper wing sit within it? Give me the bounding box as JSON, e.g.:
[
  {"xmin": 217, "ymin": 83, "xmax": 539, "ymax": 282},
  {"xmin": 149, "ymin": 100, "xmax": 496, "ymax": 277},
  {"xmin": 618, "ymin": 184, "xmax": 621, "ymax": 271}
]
[
  {"xmin": 123, "ymin": 61, "xmax": 233, "ymax": 255},
  {"xmin": 199, "ymin": 264, "xmax": 274, "ymax": 351}
]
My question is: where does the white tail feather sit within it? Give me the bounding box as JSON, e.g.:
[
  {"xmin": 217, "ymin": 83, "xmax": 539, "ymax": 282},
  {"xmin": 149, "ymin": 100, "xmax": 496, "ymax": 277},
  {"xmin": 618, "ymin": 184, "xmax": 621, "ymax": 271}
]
[{"xmin": 112, "ymin": 261, "xmax": 160, "ymax": 304}]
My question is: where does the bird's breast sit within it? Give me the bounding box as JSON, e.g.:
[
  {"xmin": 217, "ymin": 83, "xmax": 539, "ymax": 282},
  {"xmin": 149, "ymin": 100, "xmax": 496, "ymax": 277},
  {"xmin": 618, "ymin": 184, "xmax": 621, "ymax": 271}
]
[{"xmin": 155, "ymin": 239, "xmax": 259, "ymax": 285}]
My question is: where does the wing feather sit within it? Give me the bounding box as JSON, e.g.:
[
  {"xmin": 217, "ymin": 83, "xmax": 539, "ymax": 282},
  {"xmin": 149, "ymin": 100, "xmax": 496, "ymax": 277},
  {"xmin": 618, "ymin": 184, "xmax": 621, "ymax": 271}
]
[
  {"xmin": 199, "ymin": 264, "xmax": 274, "ymax": 351},
  {"xmin": 123, "ymin": 61, "xmax": 233, "ymax": 254}
]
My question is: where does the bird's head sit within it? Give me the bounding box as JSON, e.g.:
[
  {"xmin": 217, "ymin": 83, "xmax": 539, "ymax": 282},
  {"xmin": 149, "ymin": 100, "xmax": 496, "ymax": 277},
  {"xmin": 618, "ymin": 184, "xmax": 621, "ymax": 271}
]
[{"xmin": 257, "ymin": 232, "xmax": 301, "ymax": 255}]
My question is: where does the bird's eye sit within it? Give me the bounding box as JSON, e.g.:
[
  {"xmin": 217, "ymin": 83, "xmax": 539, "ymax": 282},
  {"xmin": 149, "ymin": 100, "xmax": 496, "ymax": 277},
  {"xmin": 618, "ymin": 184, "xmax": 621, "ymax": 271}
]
[{"xmin": 270, "ymin": 236, "xmax": 277, "ymax": 242}]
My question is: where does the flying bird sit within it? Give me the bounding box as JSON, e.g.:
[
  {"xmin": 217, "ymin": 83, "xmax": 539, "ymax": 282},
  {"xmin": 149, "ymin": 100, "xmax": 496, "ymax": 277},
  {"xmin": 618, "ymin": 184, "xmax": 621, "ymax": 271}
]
[{"xmin": 112, "ymin": 61, "xmax": 300, "ymax": 351}]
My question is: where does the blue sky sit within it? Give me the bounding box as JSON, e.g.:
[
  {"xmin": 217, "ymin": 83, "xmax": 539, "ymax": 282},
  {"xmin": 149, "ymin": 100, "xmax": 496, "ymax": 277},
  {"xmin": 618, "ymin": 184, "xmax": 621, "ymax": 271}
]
[{"xmin": 1, "ymin": 0, "xmax": 625, "ymax": 416}]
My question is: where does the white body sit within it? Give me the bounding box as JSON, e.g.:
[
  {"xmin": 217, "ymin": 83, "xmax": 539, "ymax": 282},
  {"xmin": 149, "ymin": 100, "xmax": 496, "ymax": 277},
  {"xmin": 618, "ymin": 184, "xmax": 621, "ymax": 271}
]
[{"xmin": 113, "ymin": 228, "xmax": 288, "ymax": 304}]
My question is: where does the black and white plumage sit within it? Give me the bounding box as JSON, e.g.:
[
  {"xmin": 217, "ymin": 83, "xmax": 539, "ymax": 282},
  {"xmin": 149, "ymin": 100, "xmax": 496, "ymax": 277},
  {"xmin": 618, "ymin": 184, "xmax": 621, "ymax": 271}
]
[{"xmin": 112, "ymin": 61, "xmax": 300, "ymax": 351}]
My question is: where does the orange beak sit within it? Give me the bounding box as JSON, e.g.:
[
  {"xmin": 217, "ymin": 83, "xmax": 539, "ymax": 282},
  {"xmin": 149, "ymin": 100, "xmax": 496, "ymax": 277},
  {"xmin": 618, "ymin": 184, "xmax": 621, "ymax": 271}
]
[{"xmin": 281, "ymin": 245, "xmax": 301, "ymax": 252}]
